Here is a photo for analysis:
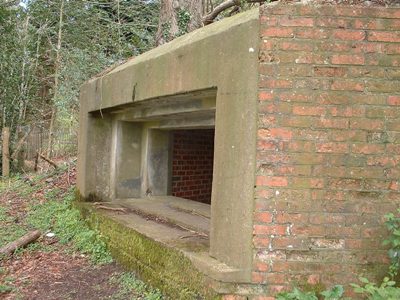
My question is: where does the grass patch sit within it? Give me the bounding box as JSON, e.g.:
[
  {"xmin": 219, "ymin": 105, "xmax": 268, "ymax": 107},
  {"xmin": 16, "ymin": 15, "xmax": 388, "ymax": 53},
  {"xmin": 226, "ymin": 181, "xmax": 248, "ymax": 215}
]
[
  {"xmin": 0, "ymin": 172, "xmax": 112, "ymax": 263},
  {"xmin": 110, "ymin": 272, "xmax": 164, "ymax": 300},
  {"xmin": 26, "ymin": 187, "xmax": 113, "ymax": 264},
  {"xmin": 0, "ymin": 170, "xmax": 165, "ymax": 299},
  {"xmin": 0, "ymin": 207, "xmax": 27, "ymax": 248}
]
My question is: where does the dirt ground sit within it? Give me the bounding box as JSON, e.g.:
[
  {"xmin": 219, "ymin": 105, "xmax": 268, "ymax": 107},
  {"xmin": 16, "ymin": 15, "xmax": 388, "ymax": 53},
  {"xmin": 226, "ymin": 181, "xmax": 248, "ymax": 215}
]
[
  {"xmin": 1, "ymin": 251, "xmax": 123, "ymax": 300},
  {"xmin": 0, "ymin": 162, "xmax": 160, "ymax": 300}
]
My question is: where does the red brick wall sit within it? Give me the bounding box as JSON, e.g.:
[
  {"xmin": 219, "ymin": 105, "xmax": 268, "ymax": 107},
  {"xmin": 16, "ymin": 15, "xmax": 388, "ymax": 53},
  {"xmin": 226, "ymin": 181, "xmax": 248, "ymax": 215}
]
[
  {"xmin": 255, "ymin": 3, "xmax": 400, "ymax": 296},
  {"xmin": 171, "ymin": 129, "xmax": 214, "ymax": 204}
]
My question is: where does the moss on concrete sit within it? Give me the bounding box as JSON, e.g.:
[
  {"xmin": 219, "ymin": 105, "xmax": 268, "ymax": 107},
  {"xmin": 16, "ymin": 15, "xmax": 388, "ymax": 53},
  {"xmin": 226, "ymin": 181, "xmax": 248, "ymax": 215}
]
[{"xmin": 75, "ymin": 197, "xmax": 221, "ymax": 300}]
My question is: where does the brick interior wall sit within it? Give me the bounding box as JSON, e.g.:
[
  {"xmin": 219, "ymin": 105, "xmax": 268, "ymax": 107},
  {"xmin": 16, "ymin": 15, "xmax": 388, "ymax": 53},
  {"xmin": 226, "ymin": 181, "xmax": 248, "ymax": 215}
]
[
  {"xmin": 254, "ymin": 3, "xmax": 400, "ymax": 297},
  {"xmin": 171, "ymin": 129, "xmax": 214, "ymax": 204}
]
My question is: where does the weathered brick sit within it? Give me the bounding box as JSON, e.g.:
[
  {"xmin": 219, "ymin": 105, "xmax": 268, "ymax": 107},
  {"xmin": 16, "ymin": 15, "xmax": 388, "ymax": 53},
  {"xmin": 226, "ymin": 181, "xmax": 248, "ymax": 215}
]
[
  {"xmin": 316, "ymin": 17, "xmax": 351, "ymax": 28},
  {"xmin": 251, "ymin": 296, "xmax": 275, "ymax": 300},
  {"xmin": 257, "ymin": 140, "xmax": 281, "ymax": 151},
  {"xmin": 315, "ymin": 40, "xmax": 352, "ymax": 52},
  {"xmin": 350, "ymin": 119, "xmax": 384, "ymax": 130},
  {"xmin": 330, "ymin": 130, "xmax": 366, "ymax": 142},
  {"xmin": 291, "ymin": 177, "xmax": 324, "ymax": 189},
  {"xmin": 366, "ymin": 80, "xmax": 400, "ymax": 93},
  {"xmin": 314, "ymin": 66, "xmax": 347, "ymax": 77},
  {"xmin": 329, "ymin": 106, "xmax": 365, "ymax": 117},
  {"xmin": 254, "ymin": 225, "xmax": 288, "ymax": 235},
  {"xmin": 278, "ymin": 65, "xmax": 313, "ymax": 77},
  {"xmin": 258, "ymin": 128, "xmax": 293, "ymax": 140},
  {"xmin": 385, "ymin": 44, "xmax": 400, "ymax": 55},
  {"xmin": 253, "ymin": 4, "xmax": 400, "ymax": 299},
  {"xmin": 279, "ymin": 92, "xmax": 313, "ymax": 103},
  {"xmin": 254, "ymin": 261, "xmax": 270, "ymax": 272},
  {"xmin": 331, "ymin": 54, "xmax": 365, "ymax": 65},
  {"xmin": 268, "ymin": 285, "xmax": 287, "ymax": 295},
  {"xmin": 259, "ymin": 64, "xmax": 276, "ymax": 75},
  {"xmin": 280, "ymin": 116, "xmax": 316, "ymax": 128},
  {"xmin": 295, "ymin": 28, "xmax": 329, "ymax": 39},
  {"xmin": 259, "ymin": 78, "xmax": 293, "ymax": 89},
  {"xmin": 333, "ymin": 30, "xmax": 366, "ymax": 41},
  {"xmin": 291, "ymin": 225, "xmax": 326, "ymax": 236},
  {"xmin": 331, "ymin": 80, "xmax": 364, "ymax": 91},
  {"xmin": 258, "ymin": 91, "xmax": 274, "ymax": 102},
  {"xmin": 351, "ymin": 143, "xmax": 385, "ymax": 155},
  {"xmin": 256, "ymin": 176, "xmax": 288, "ymax": 187},
  {"xmin": 315, "ymin": 118, "xmax": 349, "ymax": 129},
  {"xmin": 275, "ymin": 212, "xmax": 308, "ymax": 224},
  {"xmin": 294, "ymin": 53, "xmax": 328, "ymax": 65},
  {"xmin": 253, "ymin": 236, "xmax": 271, "ymax": 248},
  {"xmin": 266, "ymin": 273, "xmax": 286, "ymax": 284},
  {"xmin": 292, "ymin": 105, "xmax": 326, "ymax": 116},
  {"xmin": 368, "ymin": 31, "xmax": 400, "ymax": 43},
  {"xmin": 254, "ymin": 212, "xmax": 273, "ymax": 223},
  {"xmin": 309, "ymin": 213, "xmax": 345, "ymax": 225},
  {"xmin": 279, "ymin": 41, "xmax": 313, "ymax": 51},
  {"xmin": 353, "ymin": 19, "xmax": 379, "ymax": 30},
  {"xmin": 371, "ymin": 55, "xmax": 400, "ymax": 67},
  {"xmin": 260, "ymin": 39, "xmax": 275, "ymax": 51},
  {"xmin": 280, "ymin": 16, "xmax": 314, "ymax": 27},
  {"xmin": 388, "ymin": 95, "xmax": 400, "ymax": 106},
  {"xmin": 260, "ymin": 15, "xmax": 278, "ymax": 26},
  {"xmin": 262, "ymin": 27, "xmax": 294, "ymax": 38},
  {"xmin": 222, "ymin": 295, "xmax": 248, "ymax": 300},
  {"xmin": 316, "ymin": 142, "xmax": 348, "ymax": 153},
  {"xmin": 286, "ymin": 141, "xmax": 314, "ymax": 153}
]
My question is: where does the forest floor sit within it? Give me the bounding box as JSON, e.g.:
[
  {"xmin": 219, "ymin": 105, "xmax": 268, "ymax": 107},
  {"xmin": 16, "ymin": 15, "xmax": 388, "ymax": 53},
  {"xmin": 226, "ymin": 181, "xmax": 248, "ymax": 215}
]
[{"xmin": 0, "ymin": 161, "xmax": 164, "ymax": 300}]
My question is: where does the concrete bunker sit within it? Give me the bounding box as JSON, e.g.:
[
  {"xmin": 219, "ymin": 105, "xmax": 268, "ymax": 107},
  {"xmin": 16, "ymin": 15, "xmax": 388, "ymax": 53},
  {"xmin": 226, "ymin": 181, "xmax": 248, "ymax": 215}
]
[
  {"xmin": 78, "ymin": 5, "xmax": 259, "ymax": 290},
  {"xmin": 77, "ymin": 3, "xmax": 400, "ymax": 299}
]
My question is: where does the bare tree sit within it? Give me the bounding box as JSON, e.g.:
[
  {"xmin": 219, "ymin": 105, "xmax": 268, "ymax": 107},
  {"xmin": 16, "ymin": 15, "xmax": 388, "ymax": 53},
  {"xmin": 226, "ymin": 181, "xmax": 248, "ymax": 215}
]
[
  {"xmin": 47, "ymin": 0, "xmax": 64, "ymax": 158},
  {"xmin": 156, "ymin": 0, "xmax": 267, "ymax": 46},
  {"xmin": 156, "ymin": 0, "xmax": 203, "ymax": 46}
]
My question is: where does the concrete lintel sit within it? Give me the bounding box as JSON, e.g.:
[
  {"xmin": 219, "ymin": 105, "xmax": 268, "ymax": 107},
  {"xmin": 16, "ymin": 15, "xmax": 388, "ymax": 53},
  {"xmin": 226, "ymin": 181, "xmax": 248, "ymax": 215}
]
[{"xmin": 111, "ymin": 98, "xmax": 215, "ymax": 121}]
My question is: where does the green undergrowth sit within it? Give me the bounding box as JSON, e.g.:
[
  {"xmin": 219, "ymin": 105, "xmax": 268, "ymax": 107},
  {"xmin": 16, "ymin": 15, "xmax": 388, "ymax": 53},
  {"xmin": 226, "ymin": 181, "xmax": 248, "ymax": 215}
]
[
  {"xmin": 277, "ymin": 285, "xmax": 344, "ymax": 300},
  {"xmin": 0, "ymin": 206, "xmax": 27, "ymax": 248},
  {"xmin": 26, "ymin": 186, "xmax": 113, "ymax": 264},
  {"xmin": 0, "ymin": 170, "xmax": 112, "ymax": 264},
  {"xmin": 1, "ymin": 170, "xmax": 165, "ymax": 299},
  {"xmin": 110, "ymin": 272, "xmax": 164, "ymax": 300}
]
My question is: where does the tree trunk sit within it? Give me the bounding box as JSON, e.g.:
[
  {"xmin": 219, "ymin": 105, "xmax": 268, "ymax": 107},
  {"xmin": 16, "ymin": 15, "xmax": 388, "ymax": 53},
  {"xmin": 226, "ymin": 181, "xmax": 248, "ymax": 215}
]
[
  {"xmin": 48, "ymin": 0, "xmax": 64, "ymax": 158},
  {"xmin": 2, "ymin": 127, "xmax": 10, "ymax": 177},
  {"xmin": 156, "ymin": 0, "xmax": 203, "ymax": 46}
]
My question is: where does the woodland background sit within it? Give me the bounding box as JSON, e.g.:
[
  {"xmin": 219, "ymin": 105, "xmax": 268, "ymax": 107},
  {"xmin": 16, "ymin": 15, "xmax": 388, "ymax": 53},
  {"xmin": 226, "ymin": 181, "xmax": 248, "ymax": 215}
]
[{"xmin": 0, "ymin": 0, "xmax": 261, "ymax": 173}]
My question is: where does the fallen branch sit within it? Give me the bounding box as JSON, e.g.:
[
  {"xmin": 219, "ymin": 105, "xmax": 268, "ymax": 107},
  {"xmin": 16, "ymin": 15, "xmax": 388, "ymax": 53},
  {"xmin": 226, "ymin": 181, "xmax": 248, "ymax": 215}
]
[
  {"xmin": 39, "ymin": 152, "xmax": 59, "ymax": 169},
  {"xmin": 0, "ymin": 230, "xmax": 41, "ymax": 256}
]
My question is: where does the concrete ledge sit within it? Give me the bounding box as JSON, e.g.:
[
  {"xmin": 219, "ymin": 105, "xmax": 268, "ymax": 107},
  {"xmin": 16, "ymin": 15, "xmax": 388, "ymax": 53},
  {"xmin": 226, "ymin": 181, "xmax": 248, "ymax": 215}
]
[{"xmin": 75, "ymin": 199, "xmax": 250, "ymax": 299}]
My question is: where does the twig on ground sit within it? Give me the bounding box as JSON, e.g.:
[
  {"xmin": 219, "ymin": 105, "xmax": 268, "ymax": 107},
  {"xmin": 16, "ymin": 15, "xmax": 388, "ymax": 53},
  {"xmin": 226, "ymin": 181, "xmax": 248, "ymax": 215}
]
[
  {"xmin": 0, "ymin": 230, "xmax": 41, "ymax": 256},
  {"xmin": 38, "ymin": 153, "xmax": 59, "ymax": 169}
]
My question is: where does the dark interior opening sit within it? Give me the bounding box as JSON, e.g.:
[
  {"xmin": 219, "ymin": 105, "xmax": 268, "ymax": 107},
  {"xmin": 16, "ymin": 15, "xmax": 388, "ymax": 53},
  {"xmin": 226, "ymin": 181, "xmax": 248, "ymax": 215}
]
[{"xmin": 171, "ymin": 129, "xmax": 215, "ymax": 204}]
